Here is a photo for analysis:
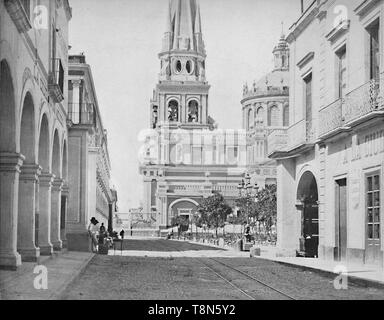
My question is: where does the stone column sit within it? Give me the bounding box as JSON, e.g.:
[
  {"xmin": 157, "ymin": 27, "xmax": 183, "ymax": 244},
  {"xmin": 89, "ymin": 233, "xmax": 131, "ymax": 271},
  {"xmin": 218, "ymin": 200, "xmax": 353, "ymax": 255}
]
[
  {"xmin": 17, "ymin": 164, "xmax": 41, "ymax": 261},
  {"xmin": 60, "ymin": 184, "xmax": 69, "ymax": 248},
  {"xmin": 51, "ymin": 178, "xmax": 64, "ymax": 251},
  {"xmin": 38, "ymin": 173, "xmax": 55, "ymax": 256},
  {"xmin": 0, "ymin": 153, "xmax": 24, "ymax": 269}
]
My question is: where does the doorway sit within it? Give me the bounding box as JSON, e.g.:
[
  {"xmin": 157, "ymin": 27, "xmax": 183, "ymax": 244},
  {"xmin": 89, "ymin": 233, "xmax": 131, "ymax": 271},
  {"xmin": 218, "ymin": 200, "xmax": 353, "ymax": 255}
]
[
  {"xmin": 335, "ymin": 178, "xmax": 347, "ymax": 261},
  {"xmin": 297, "ymin": 171, "xmax": 319, "ymax": 258}
]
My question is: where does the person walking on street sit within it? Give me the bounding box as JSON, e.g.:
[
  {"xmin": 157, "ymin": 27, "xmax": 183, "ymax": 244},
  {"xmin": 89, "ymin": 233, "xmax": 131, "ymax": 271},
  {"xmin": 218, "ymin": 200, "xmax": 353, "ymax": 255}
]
[{"xmin": 88, "ymin": 217, "xmax": 99, "ymax": 253}]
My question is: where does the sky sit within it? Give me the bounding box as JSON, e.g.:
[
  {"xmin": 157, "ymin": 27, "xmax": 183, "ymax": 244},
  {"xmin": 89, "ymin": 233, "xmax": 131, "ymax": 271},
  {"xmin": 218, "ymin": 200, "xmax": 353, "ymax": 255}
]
[{"xmin": 68, "ymin": 0, "xmax": 302, "ymax": 213}]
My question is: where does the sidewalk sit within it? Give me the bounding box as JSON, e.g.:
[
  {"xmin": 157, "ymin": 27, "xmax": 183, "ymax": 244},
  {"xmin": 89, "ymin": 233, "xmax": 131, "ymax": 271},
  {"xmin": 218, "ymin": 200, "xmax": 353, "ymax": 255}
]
[
  {"xmin": 0, "ymin": 251, "xmax": 94, "ymax": 300},
  {"xmin": 257, "ymin": 245, "xmax": 384, "ymax": 288}
]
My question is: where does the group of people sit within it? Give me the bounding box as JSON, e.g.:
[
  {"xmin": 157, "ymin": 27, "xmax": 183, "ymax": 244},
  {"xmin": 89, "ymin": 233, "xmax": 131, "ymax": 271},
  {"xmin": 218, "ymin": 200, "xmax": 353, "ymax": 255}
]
[{"xmin": 88, "ymin": 217, "xmax": 124, "ymax": 253}]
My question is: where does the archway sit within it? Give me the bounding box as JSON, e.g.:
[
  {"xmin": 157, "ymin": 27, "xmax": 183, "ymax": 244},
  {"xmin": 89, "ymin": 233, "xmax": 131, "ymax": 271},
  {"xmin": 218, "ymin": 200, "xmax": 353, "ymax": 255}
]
[
  {"xmin": 0, "ymin": 59, "xmax": 22, "ymax": 268},
  {"xmin": 60, "ymin": 141, "xmax": 68, "ymax": 247},
  {"xmin": 17, "ymin": 92, "xmax": 40, "ymax": 261},
  {"xmin": 50, "ymin": 130, "xmax": 63, "ymax": 250},
  {"xmin": 169, "ymin": 198, "xmax": 199, "ymax": 231},
  {"xmin": 37, "ymin": 114, "xmax": 53, "ymax": 255},
  {"xmin": 0, "ymin": 60, "xmax": 16, "ymax": 152},
  {"xmin": 297, "ymin": 171, "xmax": 319, "ymax": 258}
]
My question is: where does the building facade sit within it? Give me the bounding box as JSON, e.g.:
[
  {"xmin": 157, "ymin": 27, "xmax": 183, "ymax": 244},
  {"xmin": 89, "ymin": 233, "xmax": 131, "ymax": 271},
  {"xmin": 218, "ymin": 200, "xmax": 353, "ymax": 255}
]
[
  {"xmin": 139, "ymin": 0, "xmax": 246, "ymax": 230},
  {"xmin": 0, "ymin": 0, "xmax": 72, "ymax": 269},
  {"xmin": 241, "ymin": 32, "xmax": 290, "ymax": 188},
  {"xmin": 66, "ymin": 54, "xmax": 117, "ymax": 251},
  {"xmin": 270, "ymin": 0, "xmax": 384, "ymax": 267}
]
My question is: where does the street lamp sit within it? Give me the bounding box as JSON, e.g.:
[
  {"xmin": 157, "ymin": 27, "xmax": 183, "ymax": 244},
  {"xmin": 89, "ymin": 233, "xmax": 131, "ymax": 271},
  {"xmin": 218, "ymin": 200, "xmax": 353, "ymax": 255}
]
[{"xmin": 237, "ymin": 173, "xmax": 259, "ymax": 226}]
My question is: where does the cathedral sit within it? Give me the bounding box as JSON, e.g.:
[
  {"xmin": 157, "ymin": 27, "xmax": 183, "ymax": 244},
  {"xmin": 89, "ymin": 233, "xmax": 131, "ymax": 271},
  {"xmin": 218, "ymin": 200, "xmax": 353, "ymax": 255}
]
[{"xmin": 139, "ymin": 0, "xmax": 288, "ymax": 231}]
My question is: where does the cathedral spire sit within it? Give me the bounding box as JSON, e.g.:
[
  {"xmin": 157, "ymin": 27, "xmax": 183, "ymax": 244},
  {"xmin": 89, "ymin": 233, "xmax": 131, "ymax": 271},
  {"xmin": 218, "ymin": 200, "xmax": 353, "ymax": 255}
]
[{"xmin": 195, "ymin": 3, "xmax": 202, "ymax": 34}]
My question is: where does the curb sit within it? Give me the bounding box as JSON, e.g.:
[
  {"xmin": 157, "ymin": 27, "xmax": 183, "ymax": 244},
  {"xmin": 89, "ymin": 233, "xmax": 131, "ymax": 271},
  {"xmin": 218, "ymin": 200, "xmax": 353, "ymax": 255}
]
[
  {"xmin": 257, "ymin": 257, "xmax": 384, "ymax": 290},
  {"xmin": 49, "ymin": 253, "xmax": 96, "ymax": 300}
]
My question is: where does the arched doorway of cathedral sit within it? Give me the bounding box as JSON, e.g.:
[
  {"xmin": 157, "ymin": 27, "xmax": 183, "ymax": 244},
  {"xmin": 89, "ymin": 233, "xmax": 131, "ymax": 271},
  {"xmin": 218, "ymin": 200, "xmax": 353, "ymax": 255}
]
[
  {"xmin": 17, "ymin": 92, "xmax": 39, "ymax": 261},
  {"xmin": 168, "ymin": 198, "xmax": 199, "ymax": 231},
  {"xmin": 297, "ymin": 171, "xmax": 319, "ymax": 258},
  {"xmin": 51, "ymin": 130, "xmax": 63, "ymax": 251},
  {"xmin": 0, "ymin": 59, "xmax": 20, "ymax": 267}
]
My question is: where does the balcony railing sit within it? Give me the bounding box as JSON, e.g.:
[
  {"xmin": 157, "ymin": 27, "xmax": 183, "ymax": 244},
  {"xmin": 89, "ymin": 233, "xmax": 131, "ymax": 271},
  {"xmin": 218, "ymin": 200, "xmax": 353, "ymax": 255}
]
[
  {"xmin": 344, "ymin": 77, "xmax": 383, "ymax": 123},
  {"xmin": 267, "ymin": 129, "xmax": 288, "ymax": 154},
  {"xmin": 319, "ymin": 75, "xmax": 384, "ymax": 138},
  {"xmin": 49, "ymin": 58, "xmax": 65, "ymax": 103},
  {"xmin": 68, "ymin": 104, "xmax": 95, "ymax": 126},
  {"xmin": 319, "ymin": 98, "xmax": 344, "ymax": 137},
  {"xmin": 287, "ymin": 119, "xmax": 317, "ymax": 149}
]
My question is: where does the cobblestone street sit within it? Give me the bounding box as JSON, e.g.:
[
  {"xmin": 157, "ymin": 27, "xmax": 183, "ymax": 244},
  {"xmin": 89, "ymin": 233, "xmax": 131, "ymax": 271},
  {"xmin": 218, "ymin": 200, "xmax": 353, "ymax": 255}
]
[{"xmin": 60, "ymin": 239, "xmax": 384, "ymax": 300}]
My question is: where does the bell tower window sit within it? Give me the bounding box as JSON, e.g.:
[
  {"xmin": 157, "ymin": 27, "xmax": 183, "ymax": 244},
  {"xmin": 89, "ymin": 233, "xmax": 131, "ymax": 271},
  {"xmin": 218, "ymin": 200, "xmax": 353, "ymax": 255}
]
[
  {"xmin": 168, "ymin": 100, "xmax": 179, "ymax": 122},
  {"xmin": 188, "ymin": 100, "xmax": 199, "ymax": 123},
  {"xmin": 152, "ymin": 106, "xmax": 158, "ymax": 129},
  {"xmin": 175, "ymin": 60, "xmax": 182, "ymax": 73}
]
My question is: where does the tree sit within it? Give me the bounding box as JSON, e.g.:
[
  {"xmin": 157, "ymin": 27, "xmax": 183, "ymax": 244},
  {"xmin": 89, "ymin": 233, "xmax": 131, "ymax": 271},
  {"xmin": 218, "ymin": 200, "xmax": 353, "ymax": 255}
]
[
  {"xmin": 255, "ymin": 184, "xmax": 277, "ymax": 233},
  {"xmin": 197, "ymin": 193, "xmax": 233, "ymax": 237},
  {"xmin": 235, "ymin": 194, "xmax": 259, "ymax": 226},
  {"xmin": 171, "ymin": 215, "xmax": 190, "ymax": 239}
]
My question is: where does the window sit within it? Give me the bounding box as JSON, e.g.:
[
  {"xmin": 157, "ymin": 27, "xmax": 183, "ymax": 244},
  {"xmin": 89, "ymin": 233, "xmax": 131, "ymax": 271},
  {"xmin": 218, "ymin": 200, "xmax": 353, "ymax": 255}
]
[
  {"xmin": 283, "ymin": 104, "xmax": 289, "ymax": 127},
  {"xmin": 247, "ymin": 108, "xmax": 253, "ymax": 130},
  {"xmin": 336, "ymin": 46, "xmax": 347, "ymax": 98},
  {"xmin": 168, "ymin": 100, "xmax": 179, "ymax": 122},
  {"xmin": 304, "ymin": 73, "xmax": 313, "ymax": 138},
  {"xmin": 152, "ymin": 106, "xmax": 158, "ymax": 129},
  {"xmin": 175, "ymin": 60, "xmax": 182, "ymax": 73},
  {"xmin": 268, "ymin": 106, "xmax": 279, "ymax": 127},
  {"xmin": 367, "ymin": 19, "xmax": 380, "ymax": 81},
  {"xmin": 367, "ymin": 174, "xmax": 380, "ymax": 241},
  {"xmin": 186, "ymin": 60, "xmax": 194, "ymax": 74},
  {"xmin": 256, "ymin": 107, "xmax": 264, "ymax": 125},
  {"xmin": 188, "ymin": 100, "xmax": 199, "ymax": 123}
]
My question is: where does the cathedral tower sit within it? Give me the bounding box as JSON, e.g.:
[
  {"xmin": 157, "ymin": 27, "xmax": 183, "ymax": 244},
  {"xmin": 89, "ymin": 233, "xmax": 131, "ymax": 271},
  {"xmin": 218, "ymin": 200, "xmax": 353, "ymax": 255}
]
[{"xmin": 151, "ymin": 0, "xmax": 210, "ymax": 130}]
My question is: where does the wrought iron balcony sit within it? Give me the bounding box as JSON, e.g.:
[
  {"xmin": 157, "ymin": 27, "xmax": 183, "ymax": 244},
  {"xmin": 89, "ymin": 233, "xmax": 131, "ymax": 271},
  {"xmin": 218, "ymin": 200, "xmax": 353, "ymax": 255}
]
[
  {"xmin": 319, "ymin": 74, "xmax": 384, "ymax": 138},
  {"xmin": 319, "ymin": 98, "xmax": 344, "ymax": 137},
  {"xmin": 267, "ymin": 129, "xmax": 288, "ymax": 154},
  {"xmin": 68, "ymin": 104, "xmax": 96, "ymax": 126},
  {"xmin": 287, "ymin": 119, "xmax": 317, "ymax": 149},
  {"xmin": 4, "ymin": 0, "xmax": 32, "ymax": 33},
  {"xmin": 49, "ymin": 59, "xmax": 65, "ymax": 103}
]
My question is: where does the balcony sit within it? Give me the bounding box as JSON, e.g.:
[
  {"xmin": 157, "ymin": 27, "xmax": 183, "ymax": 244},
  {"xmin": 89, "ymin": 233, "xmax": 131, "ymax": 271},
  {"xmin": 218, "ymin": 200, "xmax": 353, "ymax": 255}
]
[
  {"xmin": 5, "ymin": 0, "xmax": 32, "ymax": 33},
  {"xmin": 68, "ymin": 104, "xmax": 96, "ymax": 126},
  {"xmin": 267, "ymin": 129, "xmax": 288, "ymax": 155},
  {"xmin": 319, "ymin": 75, "xmax": 384, "ymax": 139},
  {"xmin": 287, "ymin": 119, "xmax": 317, "ymax": 148},
  {"xmin": 48, "ymin": 59, "xmax": 65, "ymax": 103}
]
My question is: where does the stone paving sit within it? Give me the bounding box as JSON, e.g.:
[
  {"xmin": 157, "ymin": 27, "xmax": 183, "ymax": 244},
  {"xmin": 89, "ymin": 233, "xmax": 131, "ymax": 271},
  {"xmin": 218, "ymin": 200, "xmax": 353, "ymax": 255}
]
[
  {"xmin": 0, "ymin": 251, "xmax": 94, "ymax": 300},
  {"xmin": 61, "ymin": 239, "xmax": 384, "ymax": 300}
]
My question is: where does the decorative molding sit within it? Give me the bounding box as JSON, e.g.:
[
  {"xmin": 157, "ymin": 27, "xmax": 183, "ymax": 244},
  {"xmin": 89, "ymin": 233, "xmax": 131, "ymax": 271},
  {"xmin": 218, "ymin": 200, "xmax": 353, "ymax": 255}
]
[
  {"xmin": 297, "ymin": 52, "xmax": 315, "ymax": 69},
  {"xmin": 4, "ymin": 0, "xmax": 32, "ymax": 33},
  {"xmin": 325, "ymin": 20, "xmax": 350, "ymax": 43},
  {"xmin": 354, "ymin": 0, "xmax": 381, "ymax": 17}
]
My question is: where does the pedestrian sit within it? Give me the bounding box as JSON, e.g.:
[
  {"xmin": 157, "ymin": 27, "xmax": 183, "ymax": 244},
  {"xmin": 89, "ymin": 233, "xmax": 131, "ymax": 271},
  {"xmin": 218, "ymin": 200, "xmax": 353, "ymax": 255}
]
[
  {"xmin": 120, "ymin": 229, "xmax": 125, "ymax": 239},
  {"xmin": 88, "ymin": 217, "xmax": 99, "ymax": 253},
  {"xmin": 100, "ymin": 223, "xmax": 106, "ymax": 234}
]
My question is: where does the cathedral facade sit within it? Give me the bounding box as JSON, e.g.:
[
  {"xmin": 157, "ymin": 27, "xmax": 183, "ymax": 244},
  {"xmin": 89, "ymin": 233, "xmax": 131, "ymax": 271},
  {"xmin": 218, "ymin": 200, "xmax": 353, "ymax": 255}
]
[
  {"xmin": 139, "ymin": 0, "xmax": 246, "ymax": 230},
  {"xmin": 139, "ymin": 0, "xmax": 289, "ymax": 231}
]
